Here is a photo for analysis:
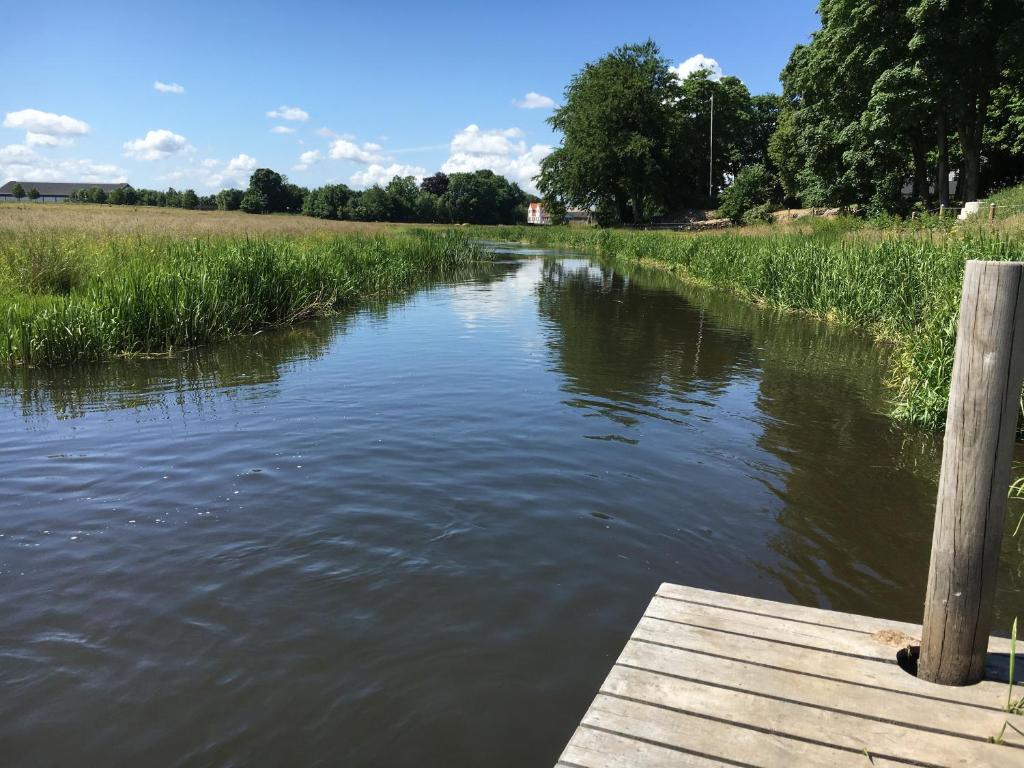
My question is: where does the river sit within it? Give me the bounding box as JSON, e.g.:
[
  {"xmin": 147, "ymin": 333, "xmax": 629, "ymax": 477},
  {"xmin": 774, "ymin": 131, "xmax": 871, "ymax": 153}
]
[{"xmin": 2, "ymin": 245, "xmax": 1021, "ymax": 766}]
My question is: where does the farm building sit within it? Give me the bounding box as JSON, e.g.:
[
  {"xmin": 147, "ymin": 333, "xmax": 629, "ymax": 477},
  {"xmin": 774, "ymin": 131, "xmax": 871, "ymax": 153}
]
[{"xmin": 0, "ymin": 181, "xmax": 132, "ymax": 203}]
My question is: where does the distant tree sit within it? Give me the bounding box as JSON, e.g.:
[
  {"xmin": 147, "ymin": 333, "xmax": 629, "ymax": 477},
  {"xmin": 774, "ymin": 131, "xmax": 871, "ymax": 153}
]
[
  {"xmin": 244, "ymin": 168, "xmax": 286, "ymax": 213},
  {"xmin": 420, "ymin": 172, "xmax": 449, "ymax": 196},
  {"xmin": 302, "ymin": 183, "xmax": 352, "ymax": 219},
  {"xmin": 745, "ymin": 94, "xmax": 785, "ymax": 171},
  {"xmin": 386, "ymin": 175, "xmax": 420, "ymax": 220},
  {"xmin": 443, "ymin": 169, "xmax": 527, "ymax": 224},
  {"xmin": 356, "ymin": 186, "xmax": 395, "ymax": 221},
  {"xmin": 10, "ymin": 182, "xmax": 25, "ymax": 201},
  {"xmin": 239, "ymin": 189, "xmax": 269, "ymax": 214},
  {"xmin": 215, "ymin": 188, "xmax": 244, "ymax": 211},
  {"xmin": 414, "ymin": 191, "xmax": 440, "ymax": 222},
  {"xmin": 281, "ymin": 182, "xmax": 308, "ymax": 213},
  {"xmin": 180, "ymin": 189, "xmax": 199, "ymax": 210},
  {"xmin": 27, "ymin": 187, "xmax": 39, "ymax": 201}
]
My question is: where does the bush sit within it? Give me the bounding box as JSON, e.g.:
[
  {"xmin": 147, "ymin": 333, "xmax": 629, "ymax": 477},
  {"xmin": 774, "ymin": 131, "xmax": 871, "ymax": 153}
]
[
  {"xmin": 717, "ymin": 164, "xmax": 778, "ymax": 224},
  {"xmin": 741, "ymin": 203, "xmax": 775, "ymax": 225}
]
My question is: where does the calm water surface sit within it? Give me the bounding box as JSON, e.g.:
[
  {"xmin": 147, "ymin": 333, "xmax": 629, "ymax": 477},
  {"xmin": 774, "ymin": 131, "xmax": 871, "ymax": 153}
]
[{"xmin": 2, "ymin": 247, "xmax": 1022, "ymax": 767}]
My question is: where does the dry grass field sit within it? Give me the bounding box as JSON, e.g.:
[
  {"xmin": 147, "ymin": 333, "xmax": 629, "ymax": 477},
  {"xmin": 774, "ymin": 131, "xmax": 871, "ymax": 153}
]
[{"xmin": 0, "ymin": 202, "xmax": 407, "ymax": 237}]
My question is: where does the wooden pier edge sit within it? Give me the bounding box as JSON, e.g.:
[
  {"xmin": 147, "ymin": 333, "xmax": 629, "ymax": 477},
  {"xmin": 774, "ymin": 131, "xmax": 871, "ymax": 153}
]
[{"xmin": 556, "ymin": 583, "xmax": 1023, "ymax": 768}]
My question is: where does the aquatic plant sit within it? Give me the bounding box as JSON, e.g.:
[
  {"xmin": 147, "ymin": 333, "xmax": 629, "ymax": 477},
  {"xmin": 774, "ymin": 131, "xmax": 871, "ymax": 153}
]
[{"xmin": 0, "ymin": 229, "xmax": 486, "ymax": 366}]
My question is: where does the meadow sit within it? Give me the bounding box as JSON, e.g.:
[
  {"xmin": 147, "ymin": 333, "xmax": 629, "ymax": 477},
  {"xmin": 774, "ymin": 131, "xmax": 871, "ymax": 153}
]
[{"xmin": 0, "ymin": 204, "xmax": 482, "ymax": 366}]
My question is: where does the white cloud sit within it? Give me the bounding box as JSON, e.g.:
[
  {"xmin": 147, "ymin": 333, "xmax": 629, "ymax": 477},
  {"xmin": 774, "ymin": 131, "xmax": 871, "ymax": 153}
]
[
  {"xmin": 293, "ymin": 149, "xmax": 321, "ymax": 171},
  {"xmin": 440, "ymin": 124, "xmax": 551, "ymax": 194},
  {"xmin": 514, "ymin": 92, "xmax": 556, "ymax": 109},
  {"xmin": 122, "ymin": 129, "xmax": 192, "ymax": 160},
  {"xmin": 3, "ymin": 108, "xmax": 90, "ymax": 147},
  {"xmin": 153, "ymin": 81, "xmax": 185, "ymax": 94},
  {"xmin": 161, "ymin": 153, "xmax": 257, "ymax": 189},
  {"xmin": 26, "ymin": 132, "xmax": 74, "ymax": 147},
  {"xmin": 350, "ymin": 163, "xmax": 427, "ymax": 189},
  {"xmin": 270, "ymin": 125, "xmax": 295, "ymax": 134},
  {"xmin": 315, "ymin": 127, "xmax": 338, "ymax": 138},
  {"xmin": 207, "ymin": 153, "xmax": 257, "ymax": 187},
  {"xmin": 671, "ymin": 54, "xmax": 723, "ymax": 82},
  {"xmin": 0, "ymin": 143, "xmax": 127, "ymax": 183},
  {"xmin": 328, "ymin": 138, "xmax": 386, "ymax": 164},
  {"xmin": 451, "ymin": 125, "xmax": 524, "ymax": 156},
  {"xmin": 266, "ymin": 105, "xmax": 309, "ymax": 121}
]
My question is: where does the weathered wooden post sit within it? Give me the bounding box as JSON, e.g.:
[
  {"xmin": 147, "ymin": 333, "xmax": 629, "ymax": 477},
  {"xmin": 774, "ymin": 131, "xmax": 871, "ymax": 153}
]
[
  {"xmin": 939, "ymin": 204, "xmax": 947, "ymax": 219},
  {"xmin": 919, "ymin": 260, "xmax": 1024, "ymax": 685},
  {"xmin": 990, "ymin": 203, "xmax": 997, "ymax": 222}
]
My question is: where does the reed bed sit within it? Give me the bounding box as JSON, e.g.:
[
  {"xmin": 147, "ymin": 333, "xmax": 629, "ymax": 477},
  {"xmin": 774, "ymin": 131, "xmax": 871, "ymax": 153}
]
[
  {"xmin": 0, "ymin": 229, "xmax": 486, "ymax": 366},
  {"xmin": 473, "ymin": 224, "xmax": 1024, "ymax": 429}
]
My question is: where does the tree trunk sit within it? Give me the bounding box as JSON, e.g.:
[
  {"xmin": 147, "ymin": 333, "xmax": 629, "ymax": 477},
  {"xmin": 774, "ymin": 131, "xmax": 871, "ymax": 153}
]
[
  {"xmin": 936, "ymin": 110, "xmax": 949, "ymax": 208},
  {"xmin": 631, "ymin": 190, "xmax": 643, "ymax": 226},
  {"xmin": 958, "ymin": 96, "xmax": 986, "ymax": 202},
  {"xmin": 614, "ymin": 192, "xmax": 628, "ymax": 225},
  {"xmin": 909, "ymin": 132, "xmax": 928, "ymax": 204}
]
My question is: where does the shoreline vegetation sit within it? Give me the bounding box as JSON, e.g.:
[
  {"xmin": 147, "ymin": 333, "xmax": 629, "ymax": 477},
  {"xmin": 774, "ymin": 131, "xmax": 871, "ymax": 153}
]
[
  {"xmin": 2, "ymin": 201, "xmax": 1023, "ymax": 432},
  {"xmin": 0, "ymin": 223, "xmax": 486, "ymax": 367},
  {"xmin": 470, "ymin": 220, "xmax": 1024, "ymax": 430}
]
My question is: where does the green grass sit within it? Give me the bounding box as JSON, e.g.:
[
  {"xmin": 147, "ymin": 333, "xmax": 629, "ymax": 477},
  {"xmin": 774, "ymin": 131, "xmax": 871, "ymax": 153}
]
[
  {"xmin": 987, "ymin": 184, "xmax": 1024, "ymax": 220},
  {"xmin": 0, "ymin": 229, "xmax": 486, "ymax": 366},
  {"xmin": 470, "ymin": 223, "xmax": 1024, "ymax": 429}
]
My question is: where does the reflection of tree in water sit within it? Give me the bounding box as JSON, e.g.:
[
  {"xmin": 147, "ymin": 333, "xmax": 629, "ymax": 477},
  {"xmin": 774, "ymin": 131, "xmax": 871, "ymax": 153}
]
[
  {"xmin": 536, "ymin": 256, "xmax": 1012, "ymax": 624},
  {"xmin": 536, "ymin": 259, "xmax": 753, "ymax": 410}
]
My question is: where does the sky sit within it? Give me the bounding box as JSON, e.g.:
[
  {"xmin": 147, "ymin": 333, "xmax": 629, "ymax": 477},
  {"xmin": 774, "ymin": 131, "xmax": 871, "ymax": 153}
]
[{"xmin": 1, "ymin": 1, "xmax": 819, "ymax": 195}]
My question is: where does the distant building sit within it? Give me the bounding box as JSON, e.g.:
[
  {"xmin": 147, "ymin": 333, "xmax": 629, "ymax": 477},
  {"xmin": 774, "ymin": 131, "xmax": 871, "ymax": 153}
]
[
  {"xmin": 565, "ymin": 208, "xmax": 593, "ymax": 224},
  {"xmin": 0, "ymin": 181, "xmax": 131, "ymax": 203},
  {"xmin": 527, "ymin": 201, "xmax": 550, "ymax": 225}
]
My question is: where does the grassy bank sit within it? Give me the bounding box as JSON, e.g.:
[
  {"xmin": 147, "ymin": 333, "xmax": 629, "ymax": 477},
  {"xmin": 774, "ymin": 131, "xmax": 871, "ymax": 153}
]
[
  {"xmin": 472, "ymin": 223, "xmax": 1024, "ymax": 429},
  {"xmin": 0, "ymin": 228, "xmax": 485, "ymax": 366}
]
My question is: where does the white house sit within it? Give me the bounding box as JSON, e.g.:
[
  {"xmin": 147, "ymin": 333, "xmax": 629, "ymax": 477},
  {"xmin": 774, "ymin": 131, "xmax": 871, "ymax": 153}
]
[{"xmin": 527, "ymin": 201, "xmax": 550, "ymax": 225}]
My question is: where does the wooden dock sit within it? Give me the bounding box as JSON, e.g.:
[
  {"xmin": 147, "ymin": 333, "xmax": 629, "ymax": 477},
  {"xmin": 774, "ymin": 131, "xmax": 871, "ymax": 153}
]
[{"xmin": 556, "ymin": 583, "xmax": 1024, "ymax": 767}]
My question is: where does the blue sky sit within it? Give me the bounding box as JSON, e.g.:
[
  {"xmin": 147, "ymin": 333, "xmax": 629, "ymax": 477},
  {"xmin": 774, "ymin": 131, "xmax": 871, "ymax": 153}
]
[{"xmin": 2, "ymin": 1, "xmax": 819, "ymax": 194}]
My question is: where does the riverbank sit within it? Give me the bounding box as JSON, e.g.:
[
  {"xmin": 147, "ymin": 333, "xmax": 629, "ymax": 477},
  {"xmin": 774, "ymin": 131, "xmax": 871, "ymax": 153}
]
[
  {"xmin": 470, "ymin": 223, "xmax": 1024, "ymax": 429},
  {"xmin": 0, "ymin": 228, "xmax": 485, "ymax": 366}
]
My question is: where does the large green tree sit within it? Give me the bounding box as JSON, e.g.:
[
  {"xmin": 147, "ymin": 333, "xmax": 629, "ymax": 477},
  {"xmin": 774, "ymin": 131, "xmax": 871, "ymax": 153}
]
[
  {"xmin": 908, "ymin": 0, "xmax": 1024, "ymax": 202},
  {"xmin": 539, "ymin": 40, "xmax": 685, "ymax": 224}
]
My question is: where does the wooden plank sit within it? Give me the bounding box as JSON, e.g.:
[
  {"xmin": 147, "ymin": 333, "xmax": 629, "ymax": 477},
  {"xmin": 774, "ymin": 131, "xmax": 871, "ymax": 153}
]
[
  {"xmin": 600, "ymin": 664, "xmax": 1022, "ymax": 767},
  {"xmin": 582, "ymin": 694, "xmax": 907, "ymax": 767},
  {"xmin": 560, "ymin": 725, "xmax": 727, "ymax": 768},
  {"xmin": 631, "ymin": 615, "xmax": 1014, "ymax": 711},
  {"xmin": 617, "ymin": 638, "xmax": 1024, "ymax": 747},
  {"xmin": 657, "ymin": 583, "xmax": 1015, "ymax": 654},
  {"xmin": 645, "ymin": 596, "xmax": 897, "ymax": 660},
  {"xmin": 657, "ymin": 583, "xmax": 923, "ymax": 637}
]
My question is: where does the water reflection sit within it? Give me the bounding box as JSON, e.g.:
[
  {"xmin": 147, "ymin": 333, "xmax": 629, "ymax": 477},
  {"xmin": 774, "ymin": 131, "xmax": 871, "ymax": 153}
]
[
  {"xmin": 1, "ymin": 249, "xmax": 1022, "ymax": 768},
  {"xmin": 536, "ymin": 257, "xmax": 1020, "ymax": 628}
]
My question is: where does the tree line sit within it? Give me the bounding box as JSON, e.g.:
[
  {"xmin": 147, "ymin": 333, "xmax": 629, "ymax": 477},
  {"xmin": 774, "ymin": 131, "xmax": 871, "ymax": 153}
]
[
  {"xmin": 539, "ymin": 0, "xmax": 1024, "ymax": 224},
  {"xmin": 59, "ymin": 167, "xmax": 532, "ymax": 224}
]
